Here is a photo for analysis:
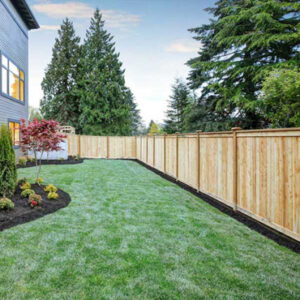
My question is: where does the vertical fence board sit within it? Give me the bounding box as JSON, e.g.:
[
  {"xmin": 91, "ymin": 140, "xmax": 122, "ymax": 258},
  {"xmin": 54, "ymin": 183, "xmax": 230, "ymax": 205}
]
[{"xmin": 67, "ymin": 129, "xmax": 300, "ymax": 242}]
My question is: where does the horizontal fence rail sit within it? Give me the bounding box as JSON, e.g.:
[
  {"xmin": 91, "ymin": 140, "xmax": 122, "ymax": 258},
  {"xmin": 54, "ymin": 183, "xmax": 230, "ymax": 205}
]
[{"xmin": 68, "ymin": 128, "xmax": 300, "ymax": 242}]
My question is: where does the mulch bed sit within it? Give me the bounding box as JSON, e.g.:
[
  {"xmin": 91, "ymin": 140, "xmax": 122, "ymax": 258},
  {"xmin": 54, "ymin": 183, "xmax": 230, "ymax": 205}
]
[
  {"xmin": 0, "ymin": 184, "xmax": 71, "ymax": 232},
  {"xmin": 17, "ymin": 157, "xmax": 84, "ymax": 168}
]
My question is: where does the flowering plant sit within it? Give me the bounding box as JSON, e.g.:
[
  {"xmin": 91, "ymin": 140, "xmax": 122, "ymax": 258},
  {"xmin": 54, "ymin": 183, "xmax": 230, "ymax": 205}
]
[{"xmin": 29, "ymin": 194, "xmax": 42, "ymax": 208}]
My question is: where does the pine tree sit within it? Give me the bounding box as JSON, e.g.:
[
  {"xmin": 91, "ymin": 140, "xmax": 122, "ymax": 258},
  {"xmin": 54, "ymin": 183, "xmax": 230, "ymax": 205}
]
[
  {"xmin": 0, "ymin": 125, "xmax": 17, "ymax": 197},
  {"xmin": 186, "ymin": 0, "xmax": 300, "ymax": 130},
  {"xmin": 40, "ymin": 19, "xmax": 81, "ymax": 131},
  {"xmin": 79, "ymin": 9, "xmax": 135, "ymax": 136},
  {"xmin": 164, "ymin": 79, "xmax": 192, "ymax": 133}
]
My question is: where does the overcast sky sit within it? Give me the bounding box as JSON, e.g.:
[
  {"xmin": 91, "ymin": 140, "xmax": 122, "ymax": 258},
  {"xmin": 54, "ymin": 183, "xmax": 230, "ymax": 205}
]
[{"xmin": 27, "ymin": 0, "xmax": 215, "ymax": 125}]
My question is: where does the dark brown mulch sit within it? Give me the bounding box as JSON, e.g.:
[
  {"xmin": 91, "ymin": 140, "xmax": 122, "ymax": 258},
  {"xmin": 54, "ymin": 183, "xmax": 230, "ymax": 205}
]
[
  {"xmin": 0, "ymin": 184, "xmax": 71, "ymax": 232},
  {"xmin": 17, "ymin": 157, "xmax": 84, "ymax": 169}
]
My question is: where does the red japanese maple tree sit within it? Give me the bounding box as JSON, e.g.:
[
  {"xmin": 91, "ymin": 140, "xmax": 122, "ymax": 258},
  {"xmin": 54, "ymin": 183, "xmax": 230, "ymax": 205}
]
[{"xmin": 19, "ymin": 119, "xmax": 66, "ymax": 182}]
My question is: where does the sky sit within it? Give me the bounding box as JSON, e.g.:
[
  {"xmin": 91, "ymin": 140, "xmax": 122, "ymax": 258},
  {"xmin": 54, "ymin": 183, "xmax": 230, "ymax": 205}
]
[{"xmin": 27, "ymin": 0, "xmax": 216, "ymax": 125}]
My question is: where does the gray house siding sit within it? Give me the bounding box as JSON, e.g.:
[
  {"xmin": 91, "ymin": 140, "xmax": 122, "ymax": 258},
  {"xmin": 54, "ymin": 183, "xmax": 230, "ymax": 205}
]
[
  {"xmin": 0, "ymin": 0, "xmax": 29, "ymax": 157},
  {"xmin": 0, "ymin": 0, "xmax": 29, "ymax": 125}
]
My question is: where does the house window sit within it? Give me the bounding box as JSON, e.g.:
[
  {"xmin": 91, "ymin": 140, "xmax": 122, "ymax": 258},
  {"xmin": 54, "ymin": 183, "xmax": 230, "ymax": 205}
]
[
  {"xmin": 1, "ymin": 53, "xmax": 25, "ymax": 102},
  {"xmin": 8, "ymin": 121, "xmax": 20, "ymax": 147}
]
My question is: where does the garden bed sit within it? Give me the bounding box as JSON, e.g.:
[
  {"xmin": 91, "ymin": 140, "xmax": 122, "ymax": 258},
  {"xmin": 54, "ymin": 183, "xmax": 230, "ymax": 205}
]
[
  {"xmin": 0, "ymin": 184, "xmax": 71, "ymax": 231},
  {"xmin": 17, "ymin": 156, "xmax": 84, "ymax": 168}
]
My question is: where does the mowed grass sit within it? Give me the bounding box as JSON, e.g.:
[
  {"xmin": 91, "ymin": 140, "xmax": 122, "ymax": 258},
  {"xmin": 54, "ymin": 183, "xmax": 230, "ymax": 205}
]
[{"xmin": 0, "ymin": 160, "xmax": 299, "ymax": 299}]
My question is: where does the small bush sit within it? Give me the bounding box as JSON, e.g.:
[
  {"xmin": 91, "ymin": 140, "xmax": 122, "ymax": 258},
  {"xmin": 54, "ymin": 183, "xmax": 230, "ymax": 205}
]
[
  {"xmin": 27, "ymin": 157, "xmax": 36, "ymax": 163},
  {"xmin": 17, "ymin": 177, "xmax": 27, "ymax": 186},
  {"xmin": 29, "ymin": 194, "xmax": 42, "ymax": 208},
  {"xmin": 35, "ymin": 177, "xmax": 43, "ymax": 184},
  {"xmin": 59, "ymin": 157, "xmax": 64, "ymax": 161},
  {"xmin": 75, "ymin": 154, "xmax": 81, "ymax": 161},
  {"xmin": 44, "ymin": 184, "xmax": 58, "ymax": 193},
  {"xmin": 0, "ymin": 197, "xmax": 14, "ymax": 210},
  {"xmin": 20, "ymin": 182, "xmax": 31, "ymax": 190},
  {"xmin": 18, "ymin": 157, "xmax": 27, "ymax": 167},
  {"xmin": 21, "ymin": 189, "xmax": 35, "ymax": 198},
  {"xmin": 48, "ymin": 192, "xmax": 59, "ymax": 200}
]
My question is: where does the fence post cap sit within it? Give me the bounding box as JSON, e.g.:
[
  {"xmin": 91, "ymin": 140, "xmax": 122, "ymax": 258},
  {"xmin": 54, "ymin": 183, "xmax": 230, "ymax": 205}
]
[
  {"xmin": 232, "ymin": 127, "xmax": 242, "ymax": 131},
  {"xmin": 196, "ymin": 130, "xmax": 202, "ymax": 133}
]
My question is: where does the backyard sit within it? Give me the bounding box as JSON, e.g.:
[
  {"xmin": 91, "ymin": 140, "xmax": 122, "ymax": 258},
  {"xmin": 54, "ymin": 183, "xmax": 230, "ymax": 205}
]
[{"xmin": 0, "ymin": 159, "xmax": 299, "ymax": 299}]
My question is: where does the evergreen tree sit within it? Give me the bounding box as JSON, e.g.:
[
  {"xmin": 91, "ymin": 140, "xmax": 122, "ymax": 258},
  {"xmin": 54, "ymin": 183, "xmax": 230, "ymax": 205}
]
[
  {"xmin": 127, "ymin": 90, "xmax": 143, "ymax": 135},
  {"xmin": 0, "ymin": 125, "xmax": 17, "ymax": 197},
  {"xmin": 186, "ymin": 0, "xmax": 300, "ymax": 130},
  {"xmin": 148, "ymin": 120, "xmax": 164, "ymax": 135},
  {"xmin": 79, "ymin": 9, "xmax": 135, "ymax": 136},
  {"xmin": 164, "ymin": 79, "xmax": 192, "ymax": 133},
  {"xmin": 40, "ymin": 19, "xmax": 81, "ymax": 131}
]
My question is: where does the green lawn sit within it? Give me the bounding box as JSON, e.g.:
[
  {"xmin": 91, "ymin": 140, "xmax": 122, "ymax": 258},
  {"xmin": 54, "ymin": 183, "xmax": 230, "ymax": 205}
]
[{"xmin": 1, "ymin": 160, "xmax": 299, "ymax": 299}]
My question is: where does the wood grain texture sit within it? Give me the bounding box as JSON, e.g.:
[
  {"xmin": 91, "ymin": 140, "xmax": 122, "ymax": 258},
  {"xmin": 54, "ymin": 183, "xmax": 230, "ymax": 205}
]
[{"xmin": 68, "ymin": 130, "xmax": 300, "ymax": 242}]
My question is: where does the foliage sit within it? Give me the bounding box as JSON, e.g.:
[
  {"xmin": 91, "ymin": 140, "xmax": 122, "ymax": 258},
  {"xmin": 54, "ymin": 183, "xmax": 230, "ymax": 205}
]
[
  {"xmin": 78, "ymin": 9, "xmax": 140, "ymax": 136},
  {"xmin": 29, "ymin": 107, "xmax": 42, "ymax": 121},
  {"xmin": 0, "ymin": 125, "xmax": 17, "ymax": 197},
  {"xmin": 164, "ymin": 79, "xmax": 192, "ymax": 133},
  {"xmin": 27, "ymin": 157, "xmax": 36, "ymax": 163},
  {"xmin": 17, "ymin": 178, "xmax": 27, "ymax": 186},
  {"xmin": 186, "ymin": 0, "xmax": 300, "ymax": 130},
  {"xmin": 47, "ymin": 192, "xmax": 59, "ymax": 200},
  {"xmin": 0, "ymin": 197, "xmax": 14, "ymax": 210},
  {"xmin": 44, "ymin": 184, "xmax": 58, "ymax": 193},
  {"xmin": 40, "ymin": 19, "xmax": 82, "ymax": 132},
  {"xmin": 19, "ymin": 119, "xmax": 66, "ymax": 183},
  {"xmin": 20, "ymin": 182, "xmax": 31, "ymax": 190},
  {"xmin": 35, "ymin": 178, "xmax": 44, "ymax": 184},
  {"xmin": 18, "ymin": 157, "xmax": 27, "ymax": 167},
  {"xmin": 148, "ymin": 120, "xmax": 164, "ymax": 135},
  {"xmin": 21, "ymin": 189, "xmax": 35, "ymax": 198},
  {"xmin": 28, "ymin": 194, "xmax": 42, "ymax": 208},
  {"xmin": 261, "ymin": 67, "xmax": 300, "ymax": 127}
]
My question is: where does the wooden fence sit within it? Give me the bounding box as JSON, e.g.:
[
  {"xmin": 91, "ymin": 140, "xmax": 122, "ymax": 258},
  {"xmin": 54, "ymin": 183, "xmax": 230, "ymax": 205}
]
[{"xmin": 68, "ymin": 128, "xmax": 300, "ymax": 242}]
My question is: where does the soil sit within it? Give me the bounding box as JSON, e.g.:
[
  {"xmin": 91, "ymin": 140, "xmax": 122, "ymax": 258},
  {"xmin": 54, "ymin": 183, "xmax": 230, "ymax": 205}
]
[
  {"xmin": 17, "ymin": 157, "xmax": 84, "ymax": 168},
  {"xmin": 0, "ymin": 184, "xmax": 71, "ymax": 232}
]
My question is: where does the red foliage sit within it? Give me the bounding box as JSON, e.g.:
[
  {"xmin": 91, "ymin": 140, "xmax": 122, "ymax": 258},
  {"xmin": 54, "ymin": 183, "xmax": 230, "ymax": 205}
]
[{"xmin": 19, "ymin": 119, "xmax": 66, "ymax": 154}]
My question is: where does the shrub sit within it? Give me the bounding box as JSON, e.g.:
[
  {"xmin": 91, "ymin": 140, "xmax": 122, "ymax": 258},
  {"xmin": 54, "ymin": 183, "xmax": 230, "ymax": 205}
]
[
  {"xmin": 27, "ymin": 157, "xmax": 36, "ymax": 163},
  {"xmin": 35, "ymin": 178, "xmax": 43, "ymax": 184},
  {"xmin": 48, "ymin": 192, "xmax": 59, "ymax": 200},
  {"xmin": 0, "ymin": 124, "xmax": 17, "ymax": 198},
  {"xmin": 0, "ymin": 197, "xmax": 14, "ymax": 210},
  {"xmin": 29, "ymin": 194, "xmax": 42, "ymax": 208},
  {"xmin": 20, "ymin": 182, "xmax": 31, "ymax": 190},
  {"xmin": 18, "ymin": 156, "xmax": 27, "ymax": 167},
  {"xmin": 59, "ymin": 157, "xmax": 64, "ymax": 161},
  {"xmin": 44, "ymin": 184, "xmax": 57, "ymax": 193},
  {"xmin": 21, "ymin": 189, "xmax": 35, "ymax": 198},
  {"xmin": 17, "ymin": 177, "xmax": 27, "ymax": 186}
]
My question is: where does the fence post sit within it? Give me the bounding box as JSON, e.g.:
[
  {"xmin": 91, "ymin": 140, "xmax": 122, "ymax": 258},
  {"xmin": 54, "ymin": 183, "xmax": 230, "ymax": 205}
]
[
  {"xmin": 176, "ymin": 132, "xmax": 179, "ymax": 181},
  {"xmin": 164, "ymin": 133, "xmax": 167, "ymax": 173},
  {"xmin": 197, "ymin": 130, "xmax": 202, "ymax": 192},
  {"xmin": 77, "ymin": 135, "xmax": 81, "ymax": 157},
  {"xmin": 232, "ymin": 127, "xmax": 241, "ymax": 211},
  {"xmin": 107, "ymin": 136, "xmax": 110, "ymax": 159},
  {"xmin": 140, "ymin": 135, "xmax": 142, "ymax": 161},
  {"xmin": 153, "ymin": 135, "xmax": 156, "ymax": 167},
  {"xmin": 146, "ymin": 134, "xmax": 149, "ymax": 164}
]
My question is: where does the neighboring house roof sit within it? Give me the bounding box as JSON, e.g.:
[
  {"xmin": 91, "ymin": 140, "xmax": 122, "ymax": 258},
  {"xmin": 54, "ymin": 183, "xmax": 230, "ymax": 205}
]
[{"xmin": 11, "ymin": 0, "xmax": 39, "ymax": 30}]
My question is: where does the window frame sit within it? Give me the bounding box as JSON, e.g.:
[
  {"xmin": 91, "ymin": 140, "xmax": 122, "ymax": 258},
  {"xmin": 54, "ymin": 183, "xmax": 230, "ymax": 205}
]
[
  {"xmin": 7, "ymin": 119, "xmax": 21, "ymax": 149},
  {"xmin": 0, "ymin": 51, "xmax": 25, "ymax": 105}
]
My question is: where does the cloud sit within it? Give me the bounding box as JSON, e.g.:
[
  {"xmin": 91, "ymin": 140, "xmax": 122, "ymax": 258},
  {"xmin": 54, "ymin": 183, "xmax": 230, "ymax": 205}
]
[
  {"xmin": 33, "ymin": 2, "xmax": 140, "ymax": 29},
  {"xmin": 165, "ymin": 40, "xmax": 200, "ymax": 53},
  {"xmin": 39, "ymin": 25, "xmax": 60, "ymax": 31}
]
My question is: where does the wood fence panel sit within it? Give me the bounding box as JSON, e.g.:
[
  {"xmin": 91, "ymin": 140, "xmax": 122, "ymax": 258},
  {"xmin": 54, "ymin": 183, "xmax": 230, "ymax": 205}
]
[
  {"xmin": 154, "ymin": 136, "xmax": 164, "ymax": 172},
  {"xmin": 237, "ymin": 133, "xmax": 300, "ymax": 240},
  {"xmin": 147, "ymin": 136, "xmax": 154, "ymax": 166},
  {"xmin": 165, "ymin": 136, "xmax": 177, "ymax": 178},
  {"xmin": 199, "ymin": 135, "xmax": 234, "ymax": 207},
  {"xmin": 67, "ymin": 129, "xmax": 300, "ymax": 242},
  {"xmin": 178, "ymin": 135, "xmax": 198, "ymax": 189}
]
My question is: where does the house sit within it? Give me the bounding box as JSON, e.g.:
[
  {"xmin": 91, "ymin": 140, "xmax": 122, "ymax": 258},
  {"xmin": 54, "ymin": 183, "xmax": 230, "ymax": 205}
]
[{"xmin": 0, "ymin": 0, "xmax": 39, "ymax": 156}]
